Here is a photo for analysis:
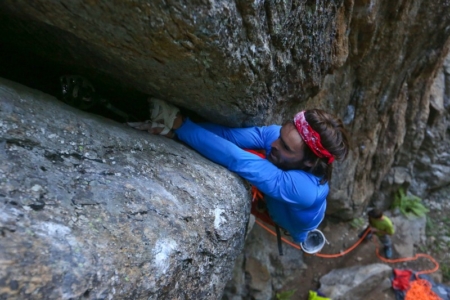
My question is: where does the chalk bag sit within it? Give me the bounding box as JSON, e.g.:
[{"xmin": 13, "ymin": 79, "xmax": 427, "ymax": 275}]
[{"xmin": 300, "ymin": 229, "xmax": 326, "ymax": 254}]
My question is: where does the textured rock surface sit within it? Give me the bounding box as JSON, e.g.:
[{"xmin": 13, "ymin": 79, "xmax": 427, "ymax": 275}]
[
  {"xmin": 319, "ymin": 264, "xmax": 392, "ymax": 300},
  {"xmin": 1, "ymin": 0, "xmax": 449, "ymax": 220},
  {"xmin": 390, "ymin": 214, "xmax": 426, "ymax": 258},
  {"xmin": 0, "ymin": 0, "xmax": 346, "ymax": 127},
  {"xmin": 315, "ymin": 1, "xmax": 450, "ymax": 216},
  {"xmin": 1, "ymin": 1, "xmax": 450, "ymax": 299},
  {"xmin": 409, "ymin": 54, "xmax": 450, "ymax": 195},
  {"xmin": 222, "ymin": 222, "xmax": 306, "ymax": 300},
  {"xmin": 0, "ymin": 77, "xmax": 250, "ymax": 299}
]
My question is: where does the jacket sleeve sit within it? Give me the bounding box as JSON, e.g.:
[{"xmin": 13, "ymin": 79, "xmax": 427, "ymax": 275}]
[
  {"xmin": 175, "ymin": 119, "xmax": 317, "ymax": 208},
  {"xmin": 196, "ymin": 122, "xmax": 280, "ymax": 151}
]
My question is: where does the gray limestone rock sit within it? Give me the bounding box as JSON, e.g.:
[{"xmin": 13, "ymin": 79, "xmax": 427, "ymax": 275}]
[
  {"xmin": 1, "ymin": 0, "xmax": 450, "ymax": 222},
  {"xmin": 319, "ymin": 263, "xmax": 392, "ymax": 300},
  {"xmin": 390, "ymin": 214, "xmax": 426, "ymax": 258},
  {"xmin": 0, "ymin": 77, "xmax": 250, "ymax": 300}
]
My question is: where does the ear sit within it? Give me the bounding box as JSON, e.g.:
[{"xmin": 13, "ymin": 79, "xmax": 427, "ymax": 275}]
[{"xmin": 303, "ymin": 160, "xmax": 315, "ymax": 168}]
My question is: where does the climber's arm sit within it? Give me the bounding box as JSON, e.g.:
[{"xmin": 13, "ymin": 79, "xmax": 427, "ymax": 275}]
[{"xmin": 175, "ymin": 119, "xmax": 317, "ymax": 208}]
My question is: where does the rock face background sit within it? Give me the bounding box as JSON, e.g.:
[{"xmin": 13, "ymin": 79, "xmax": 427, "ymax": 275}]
[
  {"xmin": 1, "ymin": 0, "xmax": 449, "ymax": 219},
  {"xmin": 319, "ymin": 263, "xmax": 392, "ymax": 300},
  {"xmin": 0, "ymin": 0, "xmax": 347, "ymax": 126},
  {"xmin": 1, "ymin": 0, "xmax": 450, "ymax": 299},
  {"xmin": 0, "ymin": 78, "xmax": 250, "ymax": 299}
]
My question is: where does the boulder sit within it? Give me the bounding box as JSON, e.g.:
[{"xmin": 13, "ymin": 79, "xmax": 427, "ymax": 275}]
[
  {"xmin": 390, "ymin": 214, "xmax": 426, "ymax": 258},
  {"xmin": 0, "ymin": 77, "xmax": 250, "ymax": 299},
  {"xmin": 319, "ymin": 263, "xmax": 392, "ymax": 300}
]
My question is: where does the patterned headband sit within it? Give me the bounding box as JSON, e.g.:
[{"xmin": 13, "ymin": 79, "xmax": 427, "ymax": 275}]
[{"xmin": 293, "ymin": 111, "xmax": 335, "ymax": 164}]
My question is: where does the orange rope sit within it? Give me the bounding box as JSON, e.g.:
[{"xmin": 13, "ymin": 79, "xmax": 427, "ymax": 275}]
[
  {"xmin": 404, "ymin": 279, "xmax": 442, "ymax": 300},
  {"xmin": 254, "ymin": 219, "xmax": 440, "ymax": 274},
  {"xmin": 373, "ymin": 242, "xmax": 440, "ymax": 276},
  {"xmin": 254, "ymin": 219, "xmax": 368, "ymax": 258}
]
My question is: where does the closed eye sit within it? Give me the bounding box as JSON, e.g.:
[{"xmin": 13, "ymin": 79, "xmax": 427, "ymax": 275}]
[{"xmin": 280, "ymin": 136, "xmax": 292, "ymax": 152}]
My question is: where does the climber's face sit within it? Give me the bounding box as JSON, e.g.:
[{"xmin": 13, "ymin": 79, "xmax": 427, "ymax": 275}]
[{"xmin": 268, "ymin": 122, "xmax": 312, "ymax": 171}]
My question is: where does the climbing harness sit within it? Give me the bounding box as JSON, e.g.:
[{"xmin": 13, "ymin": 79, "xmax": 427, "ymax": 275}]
[
  {"xmin": 244, "ymin": 150, "xmax": 441, "ymax": 298},
  {"xmin": 250, "ymin": 168, "xmax": 287, "ymax": 256},
  {"xmin": 246, "ymin": 149, "xmax": 326, "ymax": 256},
  {"xmin": 245, "ymin": 149, "xmax": 439, "ymax": 276},
  {"xmin": 252, "ymin": 186, "xmax": 328, "ymax": 256}
]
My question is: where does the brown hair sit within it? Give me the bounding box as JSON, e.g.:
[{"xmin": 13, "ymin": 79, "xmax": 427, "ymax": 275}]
[
  {"xmin": 368, "ymin": 208, "xmax": 383, "ymax": 219},
  {"xmin": 302, "ymin": 109, "xmax": 350, "ymax": 184}
]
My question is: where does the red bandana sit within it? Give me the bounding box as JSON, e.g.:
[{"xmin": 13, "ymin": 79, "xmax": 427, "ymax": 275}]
[{"xmin": 293, "ymin": 111, "xmax": 335, "ymax": 164}]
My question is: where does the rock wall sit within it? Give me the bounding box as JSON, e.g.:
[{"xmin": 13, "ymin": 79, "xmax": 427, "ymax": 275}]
[
  {"xmin": 304, "ymin": 1, "xmax": 450, "ymax": 216},
  {"xmin": 1, "ymin": 1, "xmax": 450, "ymax": 299},
  {"xmin": 0, "ymin": 77, "xmax": 250, "ymax": 299},
  {"xmin": 0, "ymin": 0, "xmax": 346, "ymax": 126},
  {"xmin": 319, "ymin": 264, "xmax": 392, "ymax": 300},
  {"xmin": 1, "ymin": 0, "xmax": 449, "ymax": 219}
]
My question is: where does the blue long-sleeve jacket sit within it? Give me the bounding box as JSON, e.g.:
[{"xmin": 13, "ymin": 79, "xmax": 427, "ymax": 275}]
[{"xmin": 175, "ymin": 119, "xmax": 328, "ymax": 242}]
